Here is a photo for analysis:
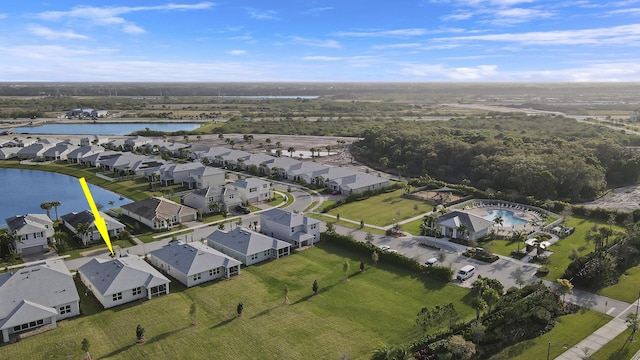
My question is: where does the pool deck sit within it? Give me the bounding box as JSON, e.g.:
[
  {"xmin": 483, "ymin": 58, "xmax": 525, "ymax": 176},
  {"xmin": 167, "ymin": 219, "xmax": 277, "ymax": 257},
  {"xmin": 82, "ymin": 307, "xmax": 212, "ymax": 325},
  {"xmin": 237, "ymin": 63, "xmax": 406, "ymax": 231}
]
[{"xmin": 462, "ymin": 205, "xmax": 543, "ymax": 237}]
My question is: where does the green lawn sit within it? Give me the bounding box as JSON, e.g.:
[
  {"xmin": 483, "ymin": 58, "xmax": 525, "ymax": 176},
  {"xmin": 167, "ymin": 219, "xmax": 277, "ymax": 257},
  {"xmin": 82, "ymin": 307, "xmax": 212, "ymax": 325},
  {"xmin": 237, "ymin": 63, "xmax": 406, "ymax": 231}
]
[
  {"xmin": 0, "ymin": 242, "xmax": 474, "ymax": 359},
  {"xmin": 326, "ymin": 189, "xmax": 428, "ymax": 227},
  {"xmin": 545, "ymin": 216, "xmax": 624, "ymax": 281},
  {"xmin": 490, "ymin": 309, "xmax": 612, "ymax": 360},
  {"xmin": 599, "ymin": 265, "xmax": 640, "ymax": 303},
  {"xmin": 590, "ymin": 328, "xmax": 640, "ymax": 360}
]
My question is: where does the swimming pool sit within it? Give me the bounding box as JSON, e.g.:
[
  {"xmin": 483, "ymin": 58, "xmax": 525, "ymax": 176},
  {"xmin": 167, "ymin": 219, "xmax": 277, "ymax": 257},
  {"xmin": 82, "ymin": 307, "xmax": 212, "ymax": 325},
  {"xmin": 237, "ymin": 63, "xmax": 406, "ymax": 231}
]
[{"xmin": 483, "ymin": 209, "xmax": 528, "ymax": 227}]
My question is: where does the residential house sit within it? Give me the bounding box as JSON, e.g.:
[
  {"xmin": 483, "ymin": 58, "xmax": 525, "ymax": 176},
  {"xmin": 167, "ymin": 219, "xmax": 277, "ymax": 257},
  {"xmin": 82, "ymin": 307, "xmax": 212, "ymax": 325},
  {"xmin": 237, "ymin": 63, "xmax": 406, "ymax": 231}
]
[
  {"xmin": 79, "ymin": 150, "xmax": 120, "ymax": 167},
  {"xmin": 5, "ymin": 214, "xmax": 53, "ymax": 255},
  {"xmin": 206, "ymin": 227, "xmax": 291, "ymax": 266},
  {"xmin": 114, "ymin": 156, "xmax": 166, "ymax": 176},
  {"xmin": 121, "ymin": 197, "xmax": 197, "ymax": 230},
  {"xmin": 231, "ymin": 177, "xmax": 272, "ymax": 204},
  {"xmin": 66, "ymin": 108, "xmax": 93, "ymax": 118},
  {"xmin": 90, "ymin": 110, "xmax": 108, "ymax": 118},
  {"xmin": 16, "ymin": 143, "xmax": 55, "ymax": 160},
  {"xmin": 0, "ymin": 260, "xmax": 80, "ymax": 343},
  {"xmin": 67, "ymin": 145, "xmax": 103, "ymax": 164},
  {"xmin": 286, "ymin": 161, "xmax": 329, "ymax": 182},
  {"xmin": 80, "ymin": 135, "xmax": 110, "ymax": 147},
  {"xmin": 60, "ymin": 210, "xmax": 125, "ymax": 246},
  {"xmin": 157, "ymin": 162, "xmax": 225, "ymax": 189},
  {"xmin": 103, "ymin": 138, "xmax": 126, "ymax": 151},
  {"xmin": 124, "ymin": 136, "xmax": 152, "ymax": 151},
  {"xmin": 78, "ymin": 255, "xmax": 170, "ymax": 309},
  {"xmin": 42, "ymin": 143, "xmax": 74, "ymax": 161},
  {"xmin": 181, "ymin": 186, "xmax": 241, "ymax": 214},
  {"xmin": 149, "ymin": 241, "xmax": 241, "ymax": 288},
  {"xmin": 260, "ymin": 208, "xmax": 321, "ymax": 248},
  {"xmin": 329, "ymin": 173, "xmax": 390, "ymax": 195},
  {"xmin": 436, "ymin": 211, "xmax": 495, "ymax": 241},
  {"xmin": 0, "ymin": 147, "xmax": 19, "ymax": 160}
]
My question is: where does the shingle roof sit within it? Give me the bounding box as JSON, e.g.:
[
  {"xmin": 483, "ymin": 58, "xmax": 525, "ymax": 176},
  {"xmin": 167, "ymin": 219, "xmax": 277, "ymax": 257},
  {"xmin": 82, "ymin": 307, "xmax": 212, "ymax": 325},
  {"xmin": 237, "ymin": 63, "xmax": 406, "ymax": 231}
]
[
  {"xmin": 207, "ymin": 227, "xmax": 290, "ymax": 255},
  {"xmin": 78, "ymin": 255, "xmax": 169, "ymax": 296},
  {"xmin": 121, "ymin": 197, "xmax": 196, "ymax": 221},
  {"xmin": 60, "ymin": 210, "xmax": 124, "ymax": 230},
  {"xmin": 5, "ymin": 214, "xmax": 52, "ymax": 234},
  {"xmin": 0, "ymin": 260, "xmax": 79, "ymax": 324},
  {"xmin": 260, "ymin": 208, "xmax": 319, "ymax": 228},
  {"xmin": 149, "ymin": 241, "xmax": 241, "ymax": 276},
  {"xmin": 437, "ymin": 211, "xmax": 495, "ymax": 232}
]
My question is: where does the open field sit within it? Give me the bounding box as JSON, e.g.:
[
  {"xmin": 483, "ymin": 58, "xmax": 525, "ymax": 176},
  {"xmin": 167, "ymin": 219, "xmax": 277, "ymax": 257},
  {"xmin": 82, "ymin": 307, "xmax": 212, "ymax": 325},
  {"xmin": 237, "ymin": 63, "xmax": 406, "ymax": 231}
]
[
  {"xmin": 0, "ymin": 243, "xmax": 475, "ymax": 359},
  {"xmin": 489, "ymin": 309, "xmax": 612, "ymax": 360},
  {"xmin": 599, "ymin": 265, "xmax": 640, "ymax": 303},
  {"xmin": 590, "ymin": 327, "xmax": 640, "ymax": 360}
]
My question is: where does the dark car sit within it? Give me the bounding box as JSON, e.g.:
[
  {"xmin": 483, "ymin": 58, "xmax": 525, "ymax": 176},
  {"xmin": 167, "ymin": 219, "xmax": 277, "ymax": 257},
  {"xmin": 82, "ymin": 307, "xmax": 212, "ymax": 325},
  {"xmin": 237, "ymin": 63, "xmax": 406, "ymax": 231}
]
[{"xmin": 236, "ymin": 205, "xmax": 250, "ymax": 214}]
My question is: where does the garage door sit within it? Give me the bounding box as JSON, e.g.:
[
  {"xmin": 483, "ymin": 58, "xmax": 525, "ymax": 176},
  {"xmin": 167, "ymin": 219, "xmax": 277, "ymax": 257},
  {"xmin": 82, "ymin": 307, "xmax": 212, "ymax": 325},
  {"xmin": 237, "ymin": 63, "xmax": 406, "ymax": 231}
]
[{"xmin": 21, "ymin": 245, "xmax": 44, "ymax": 256}]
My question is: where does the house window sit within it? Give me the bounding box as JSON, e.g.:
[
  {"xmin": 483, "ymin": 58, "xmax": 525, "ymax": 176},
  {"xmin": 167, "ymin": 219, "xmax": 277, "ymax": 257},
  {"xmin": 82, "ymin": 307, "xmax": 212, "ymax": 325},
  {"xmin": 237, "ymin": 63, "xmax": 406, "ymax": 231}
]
[
  {"xmin": 310, "ymin": 224, "xmax": 317, "ymax": 229},
  {"xmin": 132, "ymin": 287, "xmax": 142, "ymax": 296},
  {"xmin": 112, "ymin": 292, "xmax": 123, "ymax": 301},
  {"xmin": 209, "ymin": 268, "xmax": 220, "ymax": 276},
  {"xmin": 250, "ymin": 253, "xmax": 259, "ymax": 260},
  {"xmin": 263, "ymin": 184, "xmax": 268, "ymax": 188},
  {"xmin": 263, "ymin": 250, "xmax": 269, "ymax": 256},
  {"xmin": 250, "ymin": 187, "xmax": 257, "ymax": 193},
  {"xmin": 59, "ymin": 305, "xmax": 71, "ymax": 314},
  {"xmin": 193, "ymin": 273, "xmax": 201, "ymax": 281},
  {"xmin": 291, "ymin": 227, "xmax": 295, "ymax": 233}
]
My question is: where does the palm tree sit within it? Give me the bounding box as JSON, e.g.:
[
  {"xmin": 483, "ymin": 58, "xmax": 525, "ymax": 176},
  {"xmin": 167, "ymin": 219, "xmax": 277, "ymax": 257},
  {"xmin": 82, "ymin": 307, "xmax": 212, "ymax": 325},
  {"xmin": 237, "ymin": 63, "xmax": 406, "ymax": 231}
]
[
  {"xmin": 457, "ymin": 223, "xmax": 469, "ymax": 241},
  {"xmin": 287, "ymin": 147, "xmax": 295, "ymax": 157},
  {"xmin": 275, "ymin": 141, "xmax": 282, "ymax": 148},
  {"xmin": 76, "ymin": 222, "xmax": 91, "ymax": 245},
  {"xmin": 209, "ymin": 201, "xmax": 221, "ymax": 214},
  {"xmin": 325, "ymin": 145, "xmax": 332, "ymax": 155},
  {"xmin": 40, "ymin": 202, "xmax": 53, "ymax": 219},
  {"xmin": 50, "ymin": 200, "xmax": 62, "ymax": 220},
  {"xmin": 511, "ymin": 230, "xmax": 527, "ymax": 252},
  {"xmin": 493, "ymin": 215, "xmax": 504, "ymax": 228}
]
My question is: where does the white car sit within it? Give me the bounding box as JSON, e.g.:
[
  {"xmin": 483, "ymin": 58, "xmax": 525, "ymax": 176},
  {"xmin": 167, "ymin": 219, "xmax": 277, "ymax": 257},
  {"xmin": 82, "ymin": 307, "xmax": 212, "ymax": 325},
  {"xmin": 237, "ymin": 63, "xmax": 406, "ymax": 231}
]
[
  {"xmin": 378, "ymin": 245, "xmax": 391, "ymax": 251},
  {"xmin": 388, "ymin": 249, "xmax": 398, "ymax": 254},
  {"xmin": 425, "ymin": 257, "xmax": 439, "ymax": 266}
]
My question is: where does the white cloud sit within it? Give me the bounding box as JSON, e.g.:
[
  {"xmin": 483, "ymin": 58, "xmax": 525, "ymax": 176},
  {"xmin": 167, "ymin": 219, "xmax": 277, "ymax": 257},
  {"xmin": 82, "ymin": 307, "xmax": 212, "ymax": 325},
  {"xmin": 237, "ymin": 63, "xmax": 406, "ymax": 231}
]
[
  {"xmin": 303, "ymin": 7, "xmax": 334, "ymax": 15},
  {"xmin": 333, "ymin": 28, "xmax": 428, "ymax": 38},
  {"xmin": 227, "ymin": 50, "xmax": 247, "ymax": 55},
  {"xmin": 440, "ymin": 24, "xmax": 640, "ymax": 45},
  {"xmin": 606, "ymin": 7, "xmax": 640, "ymax": 15},
  {"xmin": 401, "ymin": 63, "xmax": 498, "ymax": 80},
  {"xmin": 289, "ymin": 36, "xmax": 341, "ymax": 48},
  {"xmin": 302, "ymin": 56, "xmax": 342, "ymax": 61},
  {"xmin": 489, "ymin": 8, "xmax": 555, "ymax": 25},
  {"xmin": 247, "ymin": 8, "xmax": 279, "ymax": 20},
  {"xmin": 34, "ymin": 3, "xmax": 214, "ymax": 34},
  {"xmin": 28, "ymin": 25, "xmax": 89, "ymax": 40},
  {"xmin": 442, "ymin": 11, "xmax": 474, "ymax": 21}
]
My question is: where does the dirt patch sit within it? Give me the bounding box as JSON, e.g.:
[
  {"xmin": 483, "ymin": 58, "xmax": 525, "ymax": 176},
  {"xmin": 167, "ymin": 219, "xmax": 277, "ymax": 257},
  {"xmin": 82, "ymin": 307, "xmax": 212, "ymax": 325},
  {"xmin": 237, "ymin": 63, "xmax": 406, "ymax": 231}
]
[
  {"xmin": 412, "ymin": 190, "xmax": 465, "ymax": 203},
  {"xmin": 580, "ymin": 184, "xmax": 640, "ymax": 212}
]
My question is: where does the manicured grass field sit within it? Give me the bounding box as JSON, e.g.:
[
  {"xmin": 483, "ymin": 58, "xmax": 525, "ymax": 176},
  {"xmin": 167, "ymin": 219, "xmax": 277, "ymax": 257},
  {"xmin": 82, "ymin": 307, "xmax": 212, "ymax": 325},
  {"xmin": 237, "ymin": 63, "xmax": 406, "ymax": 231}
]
[
  {"xmin": 0, "ymin": 242, "xmax": 474, "ymax": 359},
  {"xmin": 590, "ymin": 328, "xmax": 640, "ymax": 360},
  {"xmin": 545, "ymin": 216, "xmax": 624, "ymax": 281},
  {"xmin": 325, "ymin": 189, "xmax": 428, "ymax": 227},
  {"xmin": 490, "ymin": 309, "xmax": 612, "ymax": 360},
  {"xmin": 599, "ymin": 265, "xmax": 640, "ymax": 303}
]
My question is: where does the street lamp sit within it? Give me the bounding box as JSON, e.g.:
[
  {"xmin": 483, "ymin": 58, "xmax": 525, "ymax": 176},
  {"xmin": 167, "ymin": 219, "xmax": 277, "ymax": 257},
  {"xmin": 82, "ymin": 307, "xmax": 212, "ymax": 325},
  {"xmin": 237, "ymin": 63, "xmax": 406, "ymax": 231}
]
[{"xmin": 547, "ymin": 342, "xmax": 571, "ymax": 360}]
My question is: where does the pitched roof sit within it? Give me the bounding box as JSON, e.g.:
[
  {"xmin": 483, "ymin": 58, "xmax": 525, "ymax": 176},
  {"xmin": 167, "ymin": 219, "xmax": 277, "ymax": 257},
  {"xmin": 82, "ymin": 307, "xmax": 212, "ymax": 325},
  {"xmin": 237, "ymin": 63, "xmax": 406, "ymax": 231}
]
[
  {"xmin": 121, "ymin": 197, "xmax": 197, "ymax": 221},
  {"xmin": 0, "ymin": 260, "xmax": 79, "ymax": 323},
  {"xmin": 207, "ymin": 227, "xmax": 290, "ymax": 255},
  {"xmin": 261, "ymin": 208, "xmax": 320, "ymax": 228},
  {"xmin": 60, "ymin": 210, "xmax": 124, "ymax": 230},
  {"xmin": 5, "ymin": 214, "xmax": 52, "ymax": 234},
  {"xmin": 231, "ymin": 177, "xmax": 270, "ymax": 190},
  {"xmin": 78, "ymin": 255, "xmax": 169, "ymax": 296},
  {"xmin": 149, "ymin": 241, "xmax": 241, "ymax": 276},
  {"xmin": 437, "ymin": 211, "xmax": 495, "ymax": 232}
]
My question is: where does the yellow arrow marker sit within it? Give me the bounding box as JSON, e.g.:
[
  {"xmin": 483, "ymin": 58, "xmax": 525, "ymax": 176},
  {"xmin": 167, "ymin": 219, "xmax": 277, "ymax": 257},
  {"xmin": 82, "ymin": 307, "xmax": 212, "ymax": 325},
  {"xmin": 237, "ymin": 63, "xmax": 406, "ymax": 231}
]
[{"xmin": 78, "ymin": 177, "xmax": 114, "ymax": 256}]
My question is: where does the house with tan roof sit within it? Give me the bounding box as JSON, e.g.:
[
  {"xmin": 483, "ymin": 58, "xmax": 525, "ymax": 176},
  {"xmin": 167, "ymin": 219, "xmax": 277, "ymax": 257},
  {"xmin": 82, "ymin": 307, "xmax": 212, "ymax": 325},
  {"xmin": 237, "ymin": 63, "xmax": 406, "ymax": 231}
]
[{"xmin": 121, "ymin": 197, "xmax": 197, "ymax": 230}]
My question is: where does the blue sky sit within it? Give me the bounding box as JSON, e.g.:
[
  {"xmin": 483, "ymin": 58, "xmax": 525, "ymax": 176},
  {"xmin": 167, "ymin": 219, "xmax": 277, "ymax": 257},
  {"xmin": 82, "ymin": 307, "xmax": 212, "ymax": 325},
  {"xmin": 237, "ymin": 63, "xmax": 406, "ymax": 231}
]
[{"xmin": 1, "ymin": 1, "xmax": 639, "ymax": 82}]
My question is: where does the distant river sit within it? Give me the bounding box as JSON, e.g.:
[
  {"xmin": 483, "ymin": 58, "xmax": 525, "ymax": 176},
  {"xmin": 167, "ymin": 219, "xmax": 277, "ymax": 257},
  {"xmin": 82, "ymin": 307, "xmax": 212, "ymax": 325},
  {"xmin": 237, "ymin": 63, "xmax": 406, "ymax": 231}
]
[
  {"xmin": 0, "ymin": 168, "xmax": 131, "ymax": 228},
  {"xmin": 12, "ymin": 122, "xmax": 201, "ymax": 135}
]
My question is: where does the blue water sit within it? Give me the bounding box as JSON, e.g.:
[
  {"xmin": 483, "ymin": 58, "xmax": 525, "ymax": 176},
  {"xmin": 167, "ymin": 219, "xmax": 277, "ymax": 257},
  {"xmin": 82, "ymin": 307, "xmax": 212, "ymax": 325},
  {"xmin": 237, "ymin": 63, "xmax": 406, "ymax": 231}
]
[
  {"xmin": 0, "ymin": 168, "xmax": 131, "ymax": 228},
  {"xmin": 12, "ymin": 122, "xmax": 201, "ymax": 135},
  {"xmin": 483, "ymin": 209, "xmax": 528, "ymax": 226}
]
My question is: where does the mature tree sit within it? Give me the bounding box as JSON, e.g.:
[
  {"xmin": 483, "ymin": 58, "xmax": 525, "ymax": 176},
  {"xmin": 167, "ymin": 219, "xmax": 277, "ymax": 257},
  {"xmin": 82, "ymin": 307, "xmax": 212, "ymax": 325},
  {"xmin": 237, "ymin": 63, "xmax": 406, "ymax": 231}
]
[
  {"xmin": 343, "ymin": 259, "xmax": 350, "ymax": 281},
  {"xmin": 555, "ymin": 278, "xmax": 574, "ymax": 302},
  {"xmin": 0, "ymin": 230, "xmax": 15, "ymax": 257},
  {"xmin": 372, "ymin": 250, "xmax": 379, "ymax": 266},
  {"xmin": 50, "ymin": 200, "xmax": 62, "ymax": 220},
  {"xmin": 237, "ymin": 302, "xmax": 244, "ymax": 317},
  {"xmin": 312, "ymin": 279, "xmax": 319, "ymax": 295},
  {"xmin": 446, "ymin": 335, "xmax": 476, "ymax": 360},
  {"xmin": 40, "ymin": 201, "xmax": 53, "ymax": 218},
  {"xmin": 360, "ymin": 219, "xmax": 365, "ymax": 229},
  {"xmin": 76, "ymin": 222, "xmax": 91, "ymax": 244},
  {"xmin": 470, "ymin": 297, "xmax": 487, "ymax": 320},
  {"xmin": 482, "ymin": 288, "xmax": 500, "ymax": 313},
  {"xmin": 457, "ymin": 223, "xmax": 469, "ymax": 240},
  {"xmin": 511, "ymin": 231, "xmax": 528, "ymax": 253},
  {"xmin": 494, "ymin": 215, "xmax": 504, "ymax": 228},
  {"xmin": 287, "ymin": 146, "xmax": 295, "ymax": 157},
  {"xmin": 437, "ymin": 252, "xmax": 447, "ymax": 264},
  {"xmin": 325, "ymin": 222, "xmax": 335, "ymax": 233},
  {"xmin": 470, "ymin": 321, "xmax": 486, "ymax": 345},
  {"xmin": 81, "ymin": 338, "xmax": 91, "ymax": 360},
  {"xmin": 135, "ymin": 324, "xmax": 145, "ymax": 342}
]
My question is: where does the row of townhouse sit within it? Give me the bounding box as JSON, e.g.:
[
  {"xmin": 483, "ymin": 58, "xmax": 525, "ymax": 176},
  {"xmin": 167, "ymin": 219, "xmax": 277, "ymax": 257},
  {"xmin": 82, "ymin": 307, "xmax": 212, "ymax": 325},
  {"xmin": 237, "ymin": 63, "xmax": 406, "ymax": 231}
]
[{"xmin": 193, "ymin": 146, "xmax": 390, "ymax": 195}]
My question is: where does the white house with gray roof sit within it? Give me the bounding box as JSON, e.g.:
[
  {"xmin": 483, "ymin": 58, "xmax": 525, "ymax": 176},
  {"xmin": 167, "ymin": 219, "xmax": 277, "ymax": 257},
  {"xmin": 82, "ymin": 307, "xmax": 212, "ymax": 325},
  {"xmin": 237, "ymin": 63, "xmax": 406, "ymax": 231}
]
[
  {"xmin": 181, "ymin": 186, "xmax": 241, "ymax": 214},
  {"xmin": 260, "ymin": 208, "xmax": 321, "ymax": 248},
  {"xmin": 67, "ymin": 145, "xmax": 103, "ymax": 164},
  {"xmin": 436, "ymin": 211, "xmax": 495, "ymax": 241},
  {"xmin": 42, "ymin": 143, "xmax": 74, "ymax": 161},
  {"xmin": 330, "ymin": 173, "xmax": 390, "ymax": 195},
  {"xmin": 78, "ymin": 255, "xmax": 170, "ymax": 309},
  {"xmin": 5, "ymin": 214, "xmax": 53, "ymax": 255},
  {"xmin": 149, "ymin": 241, "xmax": 241, "ymax": 287},
  {"xmin": 60, "ymin": 210, "xmax": 125, "ymax": 246},
  {"xmin": 207, "ymin": 227, "xmax": 291, "ymax": 266},
  {"xmin": 0, "ymin": 147, "xmax": 19, "ymax": 160},
  {"xmin": 231, "ymin": 177, "xmax": 272, "ymax": 204},
  {"xmin": 0, "ymin": 260, "xmax": 79, "ymax": 343}
]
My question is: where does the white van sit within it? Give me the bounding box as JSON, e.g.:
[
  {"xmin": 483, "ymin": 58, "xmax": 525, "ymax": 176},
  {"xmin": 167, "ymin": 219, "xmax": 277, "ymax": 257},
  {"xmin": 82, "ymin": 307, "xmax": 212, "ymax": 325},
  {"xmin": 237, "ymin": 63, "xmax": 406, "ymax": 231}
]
[{"xmin": 456, "ymin": 265, "xmax": 476, "ymax": 281}]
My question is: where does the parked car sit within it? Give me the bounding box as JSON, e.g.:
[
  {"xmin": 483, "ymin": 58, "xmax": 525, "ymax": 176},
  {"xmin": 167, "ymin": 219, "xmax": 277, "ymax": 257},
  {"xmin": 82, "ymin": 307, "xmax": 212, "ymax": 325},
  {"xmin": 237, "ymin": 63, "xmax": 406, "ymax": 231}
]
[
  {"xmin": 456, "ymin": 265, "xmax": 476, "ymax": 281},
  {"xmin": 236, "ymin": 205, "xmax": 250, "ymax": 214},
  {"xmin": 425, "ymin": 257, "xmax": 439, "ymax": 266},
  {"xmin": 378, "ymin": 245, "xmax": 391, "ymax": 251}
]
